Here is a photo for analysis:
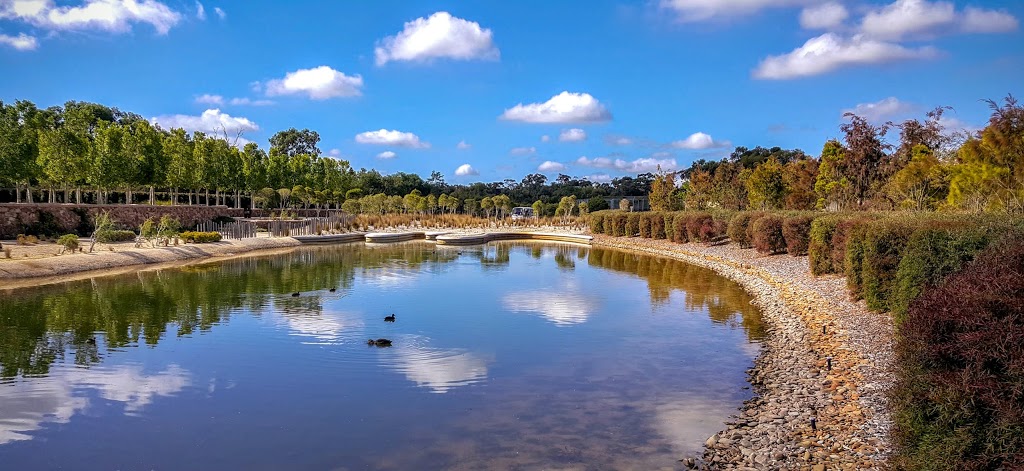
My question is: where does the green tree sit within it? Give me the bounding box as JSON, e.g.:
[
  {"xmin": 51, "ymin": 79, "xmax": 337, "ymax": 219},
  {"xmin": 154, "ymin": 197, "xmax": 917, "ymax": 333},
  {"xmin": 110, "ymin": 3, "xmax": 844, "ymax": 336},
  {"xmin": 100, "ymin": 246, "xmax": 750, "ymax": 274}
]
[
  {"xmin": 782, "ymin": 158, "xmax": 819, "ymax": 210},
  {"xmin": 648, "ymin": 168, "xmax": 676, "ymax": 211},
  {"xmin": 947, "ymin": 96, "xmax": 1024, "ymax": 213},
  {"xmin": 886, "ymin": 145, "xmax": 947, "ymax": 210},
  {"xmin": 89, "ymin": 122, "xmax": 131, "ymax": 204},
  {"xmin": 269, "ymin": 128, "xmax": 321, "ymax": 157},
  {"xmin": 162, "ymin": 128, "xmax": 196, "ymax": 204},
  {"xmin": 37, "ymin": 127, "xmax": 89, "ymax": 203},
  {"xmin": 745, "ymin": 158, "xmax": 786, "ymax": 210},
  {"xmin": 815, "ymin": 139, "xmax": 852, "ymax": 210}
]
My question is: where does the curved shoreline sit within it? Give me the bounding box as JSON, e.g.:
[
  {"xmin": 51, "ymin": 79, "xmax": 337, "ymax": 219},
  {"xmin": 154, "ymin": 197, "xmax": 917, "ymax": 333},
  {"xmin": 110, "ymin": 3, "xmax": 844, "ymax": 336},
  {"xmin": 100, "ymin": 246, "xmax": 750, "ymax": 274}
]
[
  {"xmin": 591, "ymin": 235, "xmax": 891, "ymax": 470},
  {"xmin": 0, "ymin": 237, "xmax": 302, "ymax": 289}
]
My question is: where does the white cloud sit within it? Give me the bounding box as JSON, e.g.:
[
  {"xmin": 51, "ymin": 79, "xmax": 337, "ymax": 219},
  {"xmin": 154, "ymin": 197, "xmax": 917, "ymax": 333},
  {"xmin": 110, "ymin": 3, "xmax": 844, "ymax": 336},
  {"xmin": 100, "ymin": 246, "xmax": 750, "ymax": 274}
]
[
  {"xmin": 659, "ymin": 0, "xmax": 812, "ymax": 22},
  {"xmin": 354, "ymin": 129, "xmax": 429, "ymax": 148},
  {"xmin": 376, "ymin": 150, "xmax": 397, "ymax": 159},
  {"xmin": 456, "ymin": 140, "xmax": 471, "ymax": 150},
  {"xmin": 455, "ymin": 164, "xmax": 478, "ymax": 176},
  {"xmin": 961, "ymin": 6, "xmax": 1018, "ymax": 33},
  {"xmin": 670, "ymin": 132, "xmax": 730, "ymax": 149},
  {"xmin": 194, "ymin": 93, "xmax": 223, "ymax": 105},
  {"xmin": 0, "ymin": 363, "xmax": 189, "ymax": 445},
  {"xmin": 503, "ymin": 290, "xmax": 599, "ymax": 326},
  {"xmin": 374, "ymin": 11, "xmax": 498, "ymax": 66},
  {"xmin": 385, "ymin": 338, "xmax": 490, "ymax": 393},
  {"xmin": 228, "ymin": 97, "xmax": 274, "ymax": 106},
  {"xmin": 605, "ymin": 135, "xmax": 633, "ymax": 146},
  {"xmin": 540, "ymin": 135, "xmax": 551, "ymax": 142},
  {"xmin": 150, "ymin": 108, "xmax": 258, "ymax": 135},
  {"xmin": 861, "ymin": 0, "xmax": 955, "ymax": 39},
  {"xmin": 329, "ymin": 148, "xmax": 342, "ymax": 157},
  {"xmin": 861, "ymin": 0, "xmax": 1018, "ymax": 39},
  {"xmin": 753, "ymin": 33, "xmax": 937, "ymax": 79},
  {"xmin": 576, "ymin": 155, "xmax": 678, "ymax": 173},
  {"xmin": 0, "ymin": 32, "xmax": 37, "ymax": 50},
  {"xmin": 800, "ymin": 2, "xmax": 848, "ymax": 30},
  {"xmin": 509, "ymin": 146, "xmax": 537, "ymax": 156},
  {"xmin": 0, "ymin": 0, "xmax": 182, "ymax": 35},
  {"xmin": 559, "ymin": 128, "xmax": 587, "ymax": 142},
  {"xmin": 194, "ymin": 0, "xmax": 203, "ymax": 20},
  {"xmin": 843, "ymin": 96, "xmax": 917, "ymax": 123},
  {"xmin": 538, "ymin": 161, "xmax": 566, "ymax": 172},
  {"xmin": 585, "ymin": 173, "xmax": 612, "ymax": 183},
  {"xmin": 264, "ymin": 66, "xmax": 363, "ymax": 100},
  {"xmin": 500, "ymin": 91, "xmax": 612, "ymax": 124},
  {"xmin": 213, "ymin": 6, "xmax": 224, "ymax": 19}
]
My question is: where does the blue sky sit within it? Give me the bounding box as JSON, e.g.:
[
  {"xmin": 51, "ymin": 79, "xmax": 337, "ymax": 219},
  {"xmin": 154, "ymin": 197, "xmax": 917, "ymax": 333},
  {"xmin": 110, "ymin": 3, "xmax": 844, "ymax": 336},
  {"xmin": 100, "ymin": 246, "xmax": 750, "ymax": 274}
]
[{"xmin": 1, "ymin": 0, "xmax": 1022, "ymax": 183}]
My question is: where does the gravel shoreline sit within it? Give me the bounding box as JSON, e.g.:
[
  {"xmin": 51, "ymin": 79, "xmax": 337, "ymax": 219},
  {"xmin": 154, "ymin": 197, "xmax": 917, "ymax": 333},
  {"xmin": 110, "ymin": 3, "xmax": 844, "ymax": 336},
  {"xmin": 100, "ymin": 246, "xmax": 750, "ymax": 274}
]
[{"xmin": 592, "ymin": 235, "xmax": 894, "ymax": 470}]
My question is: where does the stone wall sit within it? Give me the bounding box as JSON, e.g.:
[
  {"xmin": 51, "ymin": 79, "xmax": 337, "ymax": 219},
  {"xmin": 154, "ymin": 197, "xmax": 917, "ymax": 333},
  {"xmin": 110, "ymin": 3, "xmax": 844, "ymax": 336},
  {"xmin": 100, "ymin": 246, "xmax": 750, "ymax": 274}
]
[{"xmin": 0, "ymin": 204, "xmax": 244, "ymax": 238}]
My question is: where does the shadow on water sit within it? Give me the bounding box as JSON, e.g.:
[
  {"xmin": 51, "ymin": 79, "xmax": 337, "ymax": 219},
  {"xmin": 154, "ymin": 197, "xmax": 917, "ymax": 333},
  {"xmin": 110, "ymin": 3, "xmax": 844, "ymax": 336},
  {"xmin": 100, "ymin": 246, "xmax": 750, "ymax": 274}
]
[{"xmin": 0, "ymin": 241, "xmax": 764, "ymax": 470}]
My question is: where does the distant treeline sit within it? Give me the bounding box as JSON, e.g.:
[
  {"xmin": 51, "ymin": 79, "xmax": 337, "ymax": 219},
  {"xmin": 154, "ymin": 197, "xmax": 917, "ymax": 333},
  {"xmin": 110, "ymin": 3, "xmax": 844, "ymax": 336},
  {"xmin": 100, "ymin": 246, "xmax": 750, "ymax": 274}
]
[{"xmin": 651, "ymin": 95, "xmax": 1023, "ymax": 214}]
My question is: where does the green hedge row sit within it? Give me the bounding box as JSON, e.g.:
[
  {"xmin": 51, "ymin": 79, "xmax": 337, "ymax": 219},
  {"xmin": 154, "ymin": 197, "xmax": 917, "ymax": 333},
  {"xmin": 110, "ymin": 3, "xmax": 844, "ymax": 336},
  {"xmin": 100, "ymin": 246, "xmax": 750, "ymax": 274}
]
[
  {"xmin": 588, "ymin": 210, "xmax": 730, "ymax": 242},
  {"xmin": 180, "ymin": 231, "xmax": 223, "ymax": 243}
]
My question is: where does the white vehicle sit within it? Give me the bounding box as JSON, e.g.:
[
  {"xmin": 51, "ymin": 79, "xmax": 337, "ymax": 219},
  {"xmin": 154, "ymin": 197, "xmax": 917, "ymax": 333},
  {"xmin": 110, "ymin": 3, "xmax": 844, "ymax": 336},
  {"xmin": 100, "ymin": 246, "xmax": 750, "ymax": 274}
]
[{"xmin": 510, "ymin": 207, "xmax": 535, "ymax": 220}]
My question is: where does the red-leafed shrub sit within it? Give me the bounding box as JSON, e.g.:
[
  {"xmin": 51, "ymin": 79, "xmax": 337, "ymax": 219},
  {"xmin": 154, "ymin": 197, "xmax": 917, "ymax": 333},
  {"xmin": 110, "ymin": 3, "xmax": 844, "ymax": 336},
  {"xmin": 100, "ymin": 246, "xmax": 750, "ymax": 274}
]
[
  {"xmin": 701, "ymin": 218, "xmax": 728, "ymax": 242},
  {"xmin": 892, "ymin": 229, "xmax": 1024, "ymax": 471},
  {"xmin": 782, "ymin": 214, "xmax": 816, "ymax": 256},
  {"xmin": 686, "ymin": 213, "xmax": 713, "ymax": 242},
  {"xmin": 751, "ymin": 214, "xmax": 786, "ymax": 254}
]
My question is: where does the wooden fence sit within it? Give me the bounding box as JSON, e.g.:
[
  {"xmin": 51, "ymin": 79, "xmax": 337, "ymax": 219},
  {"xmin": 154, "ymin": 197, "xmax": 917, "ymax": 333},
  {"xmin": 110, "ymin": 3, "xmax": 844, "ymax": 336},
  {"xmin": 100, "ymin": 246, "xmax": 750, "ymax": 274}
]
[
  {"xmin": 195, "ymin": 220, "xmax": 257, "ymax": 239},
  {"xmin": 267, "ymin": 213, "xmax": 351, "ymax": 237}
]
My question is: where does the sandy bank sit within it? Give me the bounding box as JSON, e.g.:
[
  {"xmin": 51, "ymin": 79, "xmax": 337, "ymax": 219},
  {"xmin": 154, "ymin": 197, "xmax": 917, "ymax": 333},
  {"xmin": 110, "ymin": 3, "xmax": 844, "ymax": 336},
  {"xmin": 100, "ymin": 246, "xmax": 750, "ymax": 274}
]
[
  {"xmin": 591, "ymin": 235, "xmax": 893, "ymax": 470},
  {"xmin": 0, "ymin": 236, "xmax": 301, "ymax": 289}
]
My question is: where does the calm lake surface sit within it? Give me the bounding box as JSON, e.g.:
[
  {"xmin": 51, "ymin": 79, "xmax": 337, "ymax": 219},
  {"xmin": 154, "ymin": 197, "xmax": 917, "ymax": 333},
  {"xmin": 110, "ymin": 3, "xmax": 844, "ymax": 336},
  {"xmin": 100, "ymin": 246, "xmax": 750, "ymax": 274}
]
[{"xmin": 0, "ymin": 242, "xmax": 764, "ymax": 470}]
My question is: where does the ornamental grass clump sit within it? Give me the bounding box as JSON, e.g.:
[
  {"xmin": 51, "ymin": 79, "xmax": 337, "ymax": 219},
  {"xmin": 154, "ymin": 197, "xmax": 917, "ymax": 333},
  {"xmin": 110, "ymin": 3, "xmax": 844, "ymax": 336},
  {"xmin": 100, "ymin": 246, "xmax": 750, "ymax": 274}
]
[
  {"xmin": 892, "ymin": 229, "xmax": 1024, "ymax": 471},
  {"xmin": 751, "ymin": 214, "xmax": 786, "ymax": 254}
]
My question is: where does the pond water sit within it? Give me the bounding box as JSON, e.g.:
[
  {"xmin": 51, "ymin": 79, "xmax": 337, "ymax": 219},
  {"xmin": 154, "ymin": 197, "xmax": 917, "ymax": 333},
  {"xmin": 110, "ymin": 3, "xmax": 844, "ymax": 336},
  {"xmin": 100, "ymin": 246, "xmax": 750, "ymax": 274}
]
[{"xmin": 0, "ymin": 242, "xmax": 764, "ymax": 470}]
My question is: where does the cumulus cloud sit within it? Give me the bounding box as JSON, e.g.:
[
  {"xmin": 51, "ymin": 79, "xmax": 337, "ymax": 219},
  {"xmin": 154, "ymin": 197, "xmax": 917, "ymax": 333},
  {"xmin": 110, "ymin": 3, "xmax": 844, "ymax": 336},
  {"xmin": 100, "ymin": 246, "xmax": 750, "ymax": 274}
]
[
  {"xmin": 454, "ymin": 163, "xmax": 478, "ymax": 176},
  {"xmin": 376, "ymin": 150, "xmax": 397, "ymax": 159},
  {"xmin": 374, "ymin": 11, "xmax": 498, "ymax": 66},
  {"xmin": 456, "ymin": 140, "xmax": 471, "ymax": 150},
  {"xmin": 194, "ymin": 93, "xmax": 223, "ymax": 105},
  {"xmin": 861, "ymin": 0, "xmax": 1018, "ymax": 39},
  {"xmin": 328, "ymin": 148, "xmax": 342, "ymax": 157},
  {"xmin": 659, "ymin": 0, "xmax": 813, "ymax": 22},
  {"xmin": 0, "ymin": 0, "xmax": 182, "ymax": 35},
  {"xmin": 538, "ymin": 161, "xmax": 566, "ymax": 172},
  {"xmin": 559, "ymin": 128, "xmax": 587, "ymax": 142},
  {"xmin": 800, "ymin": 2, "xmax": 848, "ymax": 30},
  {"xmin": 509, "ymin": 146, "xmax": 537, "ymax": 156},
  {"xmin": 150, "ymin": 108, "xmax": 258, "ymax": 135},
  {"xmin": 0, "ymin": 32, "xmax": 37, "ymax": 50},
  {"xmin": 584, "ymin": 173, "xmax": 612, "ymax": 183},
  {"xmin": 843, "ymin": 96, "xmax": 917, "ymax": 123},
  {"xmin": 500, "ymin": 91, "xmax": 612, "ymax": 124},
  {"xmin": 670, "ymin": 132, "xmax": 730, "ymax": 150},
  {"xmin": 753, "ymin": 33, "xmax": 937, "ymax": 79},
  {"xmin": 355, "ymin": 129, "xmax": 429, "ymax": 148},
  {"xmin": 503, "ymin": 289, "xmax": 599, "ymax": 326},
  {"xmin": 264, "ymin": 66, "xmax": 363, "ymax": 100},
  {"xmin": 961, "ymin": 6, "xmax": 1018, "ymax": 33},
  {"xmin": 576, "ymin": 155, "xmax": 678, "ymax": 173}
]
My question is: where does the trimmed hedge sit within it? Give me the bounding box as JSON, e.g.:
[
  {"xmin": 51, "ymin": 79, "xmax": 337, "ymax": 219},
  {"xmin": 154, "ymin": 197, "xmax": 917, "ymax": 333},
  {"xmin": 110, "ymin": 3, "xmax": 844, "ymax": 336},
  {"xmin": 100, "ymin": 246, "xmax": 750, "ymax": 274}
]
[
  {"xmin": 782, "ymin": 214, "xmax": 816, "ymax": 256},
  {"xmin": 893, "ymin": 229, "xmax": 1024, "ymax": 470},
  {"xmin": 727, "ymin": 212, "xmax": 760, "ymax": 248},
  {"xmin": 588, "ymin": 211, "xmax": 606, "ymax": 234},
  {"xmin": 180, "ymin": 231, "xmax": 222, "ymax": 243},
  {"xmin": 859, "ymin": 219, "xmax": 917, "ymax": 311},
  {"xmin": 609, "ymin": 212, "xmax": 627, "ymax": 237},
  {"xmin": 625, "ymin": 213, "xmax": 641, "ymax": 237},
  {"xmin": 751, "ymin": 214, "xmax": 786, "ymax": 254},
  {"xmin": 663, "ymin": 213, "xmax": 678, "ymax": 242},
  {"xmin": 809, "ymin": 215, "xmax": 841, "ymax": 275},
  {"xmin": 650, "ymin": 212, "xmax": 666, "ymax": 239},
  {"xmin": 639, "ymin": 213, "xmax": 653, "ymax": 238}
]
